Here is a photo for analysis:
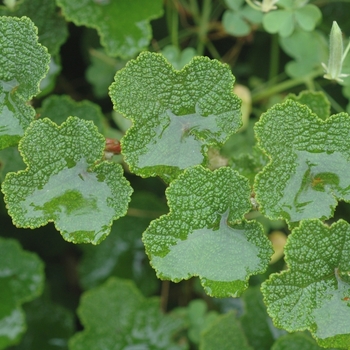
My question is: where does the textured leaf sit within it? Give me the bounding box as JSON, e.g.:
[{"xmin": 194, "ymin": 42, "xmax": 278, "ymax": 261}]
[
  {"xmin": 109, "ymin": 52, "xmax": 242, "ymax": 181},
  {"xmin": 39, "ymin": 95, "xmax": 105, "ymax": 134},
  {"xmin": 261, "ymin": 219, "xmax": 350, "ymax": 348},
  {"xmin": 0, "ymin": 0, "xmax": 68, "ymax": 56},
  {"xmin": 255, "ymin": 99, "xmax": 350, "ymax": 225},
  {"xmin": 143, "ymin": 166, "xmax": 273, "ymax": 297},
  {"xmin": 200, "ymin": 311, "xmax": 253, "ymax": 350},
  {"xmin": 79, "ymin": 192, "xmax": 164, "ymax": 295},
  {"xmin": 0, "ymin": 16, "xmax": 50, "ymax": 149},
  {"xmin": 2, "ymin": 117, "xmax": 133, "ymax": 244},
  {"xmin": 286, "ymin": 91, "xmax": 330, "ymax": 120},
  {"xmin": 0, "ymin": 237, "xmax": 44, "ymax": 349},
  {"xmin": 0, "ymin": 146, "xmax": 25, "ymax": 182},
  {"xmin": 69, "ymin": 277, "xmax": 186, "ymax": 350},
  {"xmin": 11, "ymin": 291, "xmax": 74, "ymax": 350},
  {"xmin": 56, "ymin": 0, "xmax": 163, "ymax": 58}
]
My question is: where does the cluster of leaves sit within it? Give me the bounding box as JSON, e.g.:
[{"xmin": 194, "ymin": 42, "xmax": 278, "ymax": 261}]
[{"xmin": 1, "ymin": 0, "xmax": 350, "ymax": 349}]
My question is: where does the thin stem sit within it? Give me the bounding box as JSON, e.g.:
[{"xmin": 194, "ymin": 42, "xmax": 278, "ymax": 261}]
[
  {"xmin": 205, "ymin": 40, "xmax": 221, "ymax": 60},
  {"xmin": 171, "ymin": 1, "xmax": 180, "ymax": 48},
  {"xmin": 314, "ymin": 81, "xmax": 345, "ymax": 114},
  {"xmin": 252, "ymin": 69, "xmax": 323, "ymax": 103},
  {"xmin": 197, "ymin": 0, "xmax": 212, "ymax": 55},
  {"xmin": 269, "ymin": 34, "xmax": 279, "ymax": 81}
]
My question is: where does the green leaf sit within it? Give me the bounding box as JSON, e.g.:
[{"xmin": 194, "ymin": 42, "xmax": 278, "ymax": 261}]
[
  {"xmin": 279, "ymin": 29, "xmax": 327, "ymax": 78},
  {"xmin": 0, "ymin": 0, "xmax": 68, "ymax": 56},
  {"xmin": 39, "ymin": 95, "xmax": 106, "ymax": 134},
  {"xmin": 271, "ymin": 333, "xmax": 325, "ymax": 350},
  {"xmin": 11, "ymin": 290, "xmax": 74, "ymax": 350},
  {"xmin": 2, "ymin": 117, "xmax": 133, "ymax": 244},
  {"xmin": 254, "ymin": 99, "xmax": 350, "ymax": 225},
  {"xmin": 285, "ymin": 91, "xmax": 330, "ymax": 120},
  {"xmin": 69, "ymin": 277, "xmax": 187, "ymax": 350},
  {"xmin": 0, "ymin": 237, "xmax": 44, "ymax": 349},
  {"xmin": 261, "ymin": 219, "xmax": 350, "ymax": 348},
  {"xmin": 294, "ymin": 5, "xmax": 322, "ymax": 32},
  {"xmin": 240, "ymin": 286, "xmax": 277, "ymax": 350},
  {"xmin": 0, "ymin": 146, "xmax": 25, "ymax": 182},
  {"xmin": 109, "ymin": 52, "xmax": 242, "ymax": 181},
  {"xmin": 143, "ymin": 165, "xmax": 273, "ymax": 297},
  {"xmin": 263, "ymin": 10, "xmax": 294, "ymax": 37},
  {"xmin": 0, "ymin": 16, "xmax": 50, "ymax": 149},
  {"xmin": 200, "ymin": 311, "xmax": 253, "ymax": 350},
  {"xmin": 79, "ymin": 192, "xmax": 164, "ymax": 295},
  {"xmin": 56, "ymin": 0, "xmax": 163, "ymax": 58}
]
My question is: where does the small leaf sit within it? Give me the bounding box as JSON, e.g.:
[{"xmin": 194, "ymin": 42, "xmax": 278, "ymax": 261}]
[
  {"xmin": 294, "ymin": 5, "xmax": 322, "ymax": 32},
  {"xmin": 263, "ymin": 10, "xmax": 294, "ymax": 37},
  {"xmin": 56, "ymin": 0, "xmax": 163, "ymax": 58},
  {"xmin": 143, "ymin": 166, "xmax": 273, "ymax": 297},
  {"xmin": 255, "ymin": 99, "xmax": 350, "ymax": 225},
  {"xmin": 0, "ymin": 237, "xmax": 44, "ymax": 349},
  {"xmin": 285, "ymin": 91, "xmax": 330, "ymax": 120},
  {"xmin": 0, "ymin": 16, "xmax": 50, "ymax": 149},
  {"xmin": 161, "ymin": 45, "xmax": 197, "ymax": 70},
  {"xmin": 69, "ymin": 277, "xmax": 186, "ymax": 350},
  {"xmin": 109, "ymin": 52, "xmax": 241, "ymax": 181},
  {"xmin": 261, "ymin": 219, "xmax": 350, "ymax": 348},
  {"xmin": 200, "ymin": 311, "xmax": 253, "ymax": 350},
  {"xmin": 2, "ymin": 117, "xmax": 133, "ymax": 244},
  {"xmin": 39, "ymin": 95, "xmax": 106, "ymax": 134}
]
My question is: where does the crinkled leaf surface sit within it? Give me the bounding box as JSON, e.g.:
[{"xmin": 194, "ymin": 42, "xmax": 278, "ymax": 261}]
[
  {"xmin": 69, "ymin": 277, "xmax": 186, "ymax": 350},
  {"xmin": 109, "ymin": 52, "xmax": 242, "ymax": 181},
  {"xmin": 1, "ymin": 117, "xmax": 132, "ymax": 244},
  {"xmin": 0, "ymin": 237, "xmax": 44, "ymax": 349},
  {"xmin": 0, "ymin": 0, "xmax": 68, "ymax": 56},
  {"xmin": 200, "ymin": 311, "xmax": 253, "ymax": 350},
  {"xmin": 261, "ymin": 219, "xmax": 350, "ymax": 348},
  {"xmin": 255, "ymin": 100, "xmax": 350, "ymax": 225},
  {"xmin": 39, "ymin": 95, "xmax": 105, "ymax": 134},
  {"xmin": 0, "ymin": 146, "xmax": 25, "ymax": 182},
  {"xmin": 143, "ymin": 166, "xmax": 272, "ymax": 297},
  {"xmin": 286, "ymin": 91, "xmax": 330, "ymax": 120},
  {"xmin": 0, "ymin": 16, "xmax": 50, "ymax": 149},
  {"xmin": 56, "ymin": 0, "xmax": 163, "ymax": 58}
]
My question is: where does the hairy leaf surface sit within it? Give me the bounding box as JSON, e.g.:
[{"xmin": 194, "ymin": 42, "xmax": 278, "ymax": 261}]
[
  {"xmin": 143, "ymin": 166, "xmax": 272, "ymax": 297},
  {"xmin": 0, "ymin": 16, "xmax": 50, "ymax": 149},
  {"xmin": 110, "ymin": 52, "xmax": 241, "ymax": 181},
  {"xmin": 255, "ymin": 99, "xmax": 350, "ymax": 225},
  {"xmin": 262, "ymin": 219, "xmax": 350, "ymax": 348},
  {"xmin": 2, "ymin": 117, "xmax": 132, "ymax": 244}
]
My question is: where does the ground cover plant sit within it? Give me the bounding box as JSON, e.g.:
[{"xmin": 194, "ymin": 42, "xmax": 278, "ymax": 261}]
[{"xmin": 1, "ymin": 0, "xmax": 350, "ymax": 349}]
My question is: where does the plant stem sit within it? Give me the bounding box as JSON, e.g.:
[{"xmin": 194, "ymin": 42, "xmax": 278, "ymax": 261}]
[
  {"xmin": 197, "ymin": 0, "xmax": 212, "ymax": 55},
  {"xmin": 252, "ymin": 69, "xmax": 323, "ymax": 102},
  {"xmin": 269, "ymin": 34, "xmax": 279, "ymax": 81}
]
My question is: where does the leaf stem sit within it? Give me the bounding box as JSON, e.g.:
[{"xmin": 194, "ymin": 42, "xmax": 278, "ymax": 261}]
[
  {"xmin": 197, "ymin": 0, "xmax": 212, "ymax": 55},
  {"xmin": 268, "ymin": 34, "xmax": 280, "ymax": 81},
  {"xmin": 252, "ymin": 69, "xmax": 323, "ymax": 103}
]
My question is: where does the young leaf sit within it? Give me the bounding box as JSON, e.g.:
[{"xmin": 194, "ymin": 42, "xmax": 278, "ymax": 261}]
[
  {"xmin": 255, "ymin": 99, "xmax": 350, "ymax": 225},
  {"xmin": 0, "ymin": 16, "xmax": 50, "ymax": 149},
  {"xmin": 2, "ymin": 117, "xmax": 133, "ymax": 244},
  {"xmin": 261, "ymin": 219, "xmax": 350, "ymax": 348},
  {"xmin": 109, "ymin": 52, "xmax": 242, "ymax": 181},
  {"xmin": 200, "ymin": 311, "xmax": 253, "ymax": 350},
  {"xmin": 56, "ymin": 0, "xmax": 163, "ymax": 58},
  {"xmin": 69, "ymin": 277, "xmax": 186, "ymax": 350},
  {"xmin": 143, "ymin": 165, "xmax": 273, "ymax": 297},
  {"xmin": 0, "ymin": 237, "xmax": 44, "ymax": 349}
]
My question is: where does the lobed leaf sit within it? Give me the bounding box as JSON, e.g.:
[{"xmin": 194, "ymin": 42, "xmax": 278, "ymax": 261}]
[
  {"xmin": 0, "ymin": 237, "xmax": 44, "ymax": 349},
  {"xmin": 0, "ymin": 16, "xmax": 50, "ymax": 149},
  {"xmin": 69, "ymin": 277, "xmax": 186, "ymax": 350},
  {"xmin": 255, "ymin": 99, "xmax": 350, "ymax": 225},
  {"xmin": 261, "ymin": 219, "xmax": 350, "ymax": 348},
  {"xmin": 56, "ymin": 0, "xmax": 163, "ymax": 58},
  {"xmin": 2, "ymin": 117, "xmax": 133, "ymax": 244},
  {"xmin": 143, "ymin": 165, "xmax": 273, "ymax": 297},
  {"xmin": 109, "ymin": 52, "xmax": 242, "ymax": 181}
]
